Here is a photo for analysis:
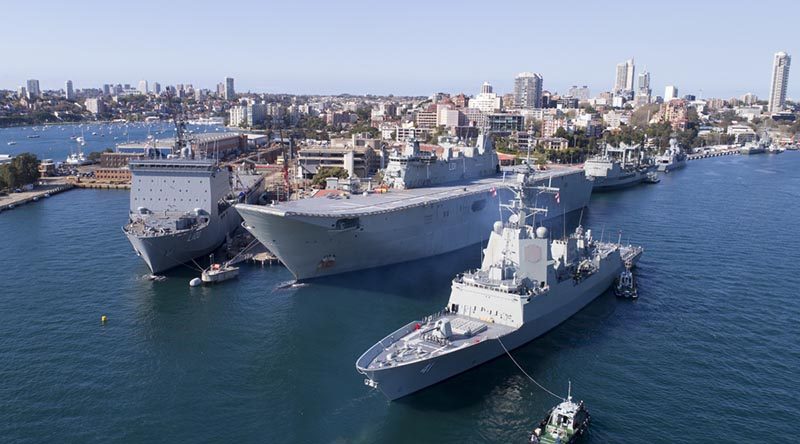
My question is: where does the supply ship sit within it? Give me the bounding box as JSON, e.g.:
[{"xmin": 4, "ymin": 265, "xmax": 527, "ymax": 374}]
[
  {"xmin": 583, "ymin": 143, "xmax": 652, "ymax": 192},
  {"xmin": 236, "ymin": 134, "xmax": 592, "ymax": 280}
]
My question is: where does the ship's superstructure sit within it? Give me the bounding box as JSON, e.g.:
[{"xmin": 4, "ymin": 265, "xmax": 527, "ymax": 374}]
[
  {"xmin": 356, "ymin": 179, "xmax": 643, "ymax": 400},
  {"xmin": 384, "ymin": 135, "xmax": 498, "ymax": 189},
  {"xmin": 583, "ymin": 143, "xmax": 652, "ymax": 192},
  {"xmin": 236, "ymin": 134, "xmax": 592, "ymax": 280}
]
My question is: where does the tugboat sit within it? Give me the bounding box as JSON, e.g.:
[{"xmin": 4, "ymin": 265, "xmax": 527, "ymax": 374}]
[
  {"xmin": 530, "ymin": 383, "xmax": 590, "ymax": 444},
  {"xmin": 614, "ymin": 262, "xmax": 638, "ymax": 299}
]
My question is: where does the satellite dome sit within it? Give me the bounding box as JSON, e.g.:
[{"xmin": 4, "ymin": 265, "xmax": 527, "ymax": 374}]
[
  {"xmin": 535, "ymin": 226, "xmax": 548, "ymax": 239},
  {"xmin": 493, "ymin": 221, "xmax": 503, "ymax": 234}
]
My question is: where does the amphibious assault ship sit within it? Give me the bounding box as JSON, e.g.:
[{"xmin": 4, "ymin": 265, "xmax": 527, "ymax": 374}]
[
  {"xmin": 356, "ymin": 177, "xmax": 643, "ymax": 400},
  {"xmin": 235, "ymin": 134, "xmax": 593, "ymax": 280},
  {"xmin": 123, "ymin": 118, "xmax": 262, "ymax": 274}
]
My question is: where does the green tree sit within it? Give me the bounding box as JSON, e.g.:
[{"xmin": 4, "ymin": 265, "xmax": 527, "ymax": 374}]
[
  {"xmin": 1, "ymin": 163, "xmax": 19, "ymax": 189},
  {"xmin": 311, "ymin": 166, "xmax": 349, "ymax": 188},
  {"xmin": 0, "ymin": 165, "xmax": 8, "ymax": 190},
  {"xmin": 10, "ymin": 153, "xmax": 39, "ymax": 186}
]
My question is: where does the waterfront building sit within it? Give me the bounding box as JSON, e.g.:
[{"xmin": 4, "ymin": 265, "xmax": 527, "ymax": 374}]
[
  {"xmin": 567, "ymin": 85, "xmax": 590, "ymax": 101},
  {"xmin": 415, "ymin": 109, "xmax": 438, "ymax": 129},
  {"xmin": 26, "ymin": 79, "xmax": 40, "ymax": 100},
  {"xmin": 229, "ymin": 105, "xmax": 247, "ymax": 127},
  {"xmin": 297, "ymin": 135, "xmax": 382, "ymax": 179},
  {"xmin": 394, "ymin": 123, "xmax": 431, "ymax": 142},
  {"xmin": 65, "ymin": 80, "xmax": 75, "ymax": 100},
  {"xmin": 137, "ymin": 80, "xmax": 148, "ymax": 94},
  {"xmin": 768, "ymin": 51, "xmax": 791, "ymax": 114},
  {"xmin": 38, "ymin": 159, "xmax": 56, "ymax": 177},
  {"xmin": 471, "ymin": 82, "xmax": 503, "ymax": 113},
  {"xmin": 740, "ymin": 93, "xmax": 758, "ymax": 105},
  {"xmin": 436, "ymin": 105, "xmax": 462, "ymax": 130},
  {"xmin": 727, "ymin": 124, "xmax": 757, "ymax": 143},
  {"xmin": 224, "ymin": 77, "xmax": 235, "ymax": 100},
  {"xmin": 614, "ymin": 59, "xmax": 635, "ymax": 93},
  {"xmin": 102, "ymin": 84, "xmax": 111, "ymax": 96},
  {"xmin": 152, "ymin": 82, "xmax": 161, "ymax": 95},
  {"xmin": 17, "ymin": 86, "xmax": 26, "ymax": 99},
  {"xmin": 543, "ymin": 116, "xmax": 568, "ymax": 137},
  {"xmin": 661, "ymin": 99, "xmax": 688, "ymax": 130},
  {"xmin": 513, "ymin": 72, "xmax": 543, "ymax": 109},
  {"xmin": 664, "ymin": 85, "xmax": 679, "ymax": 101},
  {"xmin": 117, "ymin": 133, "xmax": 243, "ymax": 159},
  {"xmin": 486, "ymin": 113, "xmax": 524, "ymax": 133},
  {"xmin": 637, "ymin": 71, "xmax": 651, "ymax": 103},
  {"xmin": 85, "ymin": 98, "xmax": 106, "ymax": 115}
]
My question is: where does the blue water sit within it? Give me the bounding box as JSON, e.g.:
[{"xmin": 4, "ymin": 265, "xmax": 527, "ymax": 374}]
[
  {"xmin": 0, "ymin": 122, "xmax": 228, "ymax": 162},
  {"xmin": 1, "ymin": 153, "xmax": 799, "ymax": 443}
]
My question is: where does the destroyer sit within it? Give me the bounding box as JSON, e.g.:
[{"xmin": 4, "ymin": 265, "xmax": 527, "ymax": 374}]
[
  {"xmin": 355, "ymin": 177, "xmax": 643, "ymax": 400},
  {"xmin": 236, "ymin": 135, "xmax": 592, "ymax": 280},
  {"xmin": 655, "ymin": 139, "xmax": 687, "ymax": 172},
  {"xmin": 123, "ymin": 118, "xmax": 262, "ymax": 273}
]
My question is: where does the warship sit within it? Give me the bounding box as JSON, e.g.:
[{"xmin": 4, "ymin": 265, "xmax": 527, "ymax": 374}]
[
  {"xmin": 583, "ymin": 143, "xmax": 652, "ymax": 192},
  {"xmin": 236, "ymin": 134, "xmax": 593, "ymax": 280},
  {"xmin": 355, "ymin": 176, "xmax": 643, "ymax": 400},
  {"xmin": 655, "ymin": 139, "xmax": 687, "ymax": 172},
  {"xmin": 123, "ymin": 117, "xmax": 262, "ymax": 274}
]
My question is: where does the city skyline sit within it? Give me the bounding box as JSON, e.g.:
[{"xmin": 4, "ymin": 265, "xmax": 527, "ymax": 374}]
[{"xmin": 1, "ymin": 0, "xmax": 798, "ymax": 99}]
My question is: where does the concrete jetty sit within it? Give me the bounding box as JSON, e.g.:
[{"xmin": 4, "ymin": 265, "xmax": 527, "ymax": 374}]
[{"xmin": 0, "ymin": 184, "xmax": 74, "ymax": 212}]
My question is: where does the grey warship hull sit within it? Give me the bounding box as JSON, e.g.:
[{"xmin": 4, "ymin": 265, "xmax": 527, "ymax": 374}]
[
  {"xmin": 236, "ymin": 169, "xmax": 592, "ymax": 281},
  {"xmin": 356, "ymin": 254, "xmax": 622, "ymax": 400},
  {"xmin": 124, "ymin": 208, "xmax": 242, "ymax": 274},
  {"xmin": 589, "ymin": 170, "xmax": 650, "ymax": 192}
]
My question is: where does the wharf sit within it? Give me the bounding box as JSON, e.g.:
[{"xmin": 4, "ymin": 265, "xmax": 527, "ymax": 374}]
[
  {"xmin": 687, "ymin": 149, "xmax": 739, "ymax": 161},
  {"xmin": 72, "ymin": 181, "xmax": 131, "ymax": 190},
  {"xmin": 0, "ymin": 184, "xmax": 74, "ymax": 211}
]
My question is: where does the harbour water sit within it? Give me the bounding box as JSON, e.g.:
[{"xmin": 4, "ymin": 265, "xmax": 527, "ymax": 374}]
[
  {"xmin": 0, "ymin": 122, "xmax": 228, "ymax": 162},
  {"xmin": 1, "ymin": 153, "xmax": 799, "ymax": 443}
]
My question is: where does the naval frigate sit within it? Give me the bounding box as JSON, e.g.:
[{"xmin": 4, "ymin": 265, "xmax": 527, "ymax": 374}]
[
  {"xmin": 235, "ymin": 134, "xmax": 593, "ymax": 280},
  {"xmin": 123, "ymin": 118, "xmax": 262, "ymax": 274},
  {"xmin": 356, "ymin": 177, "xmax": 643, "ymax": 400}
]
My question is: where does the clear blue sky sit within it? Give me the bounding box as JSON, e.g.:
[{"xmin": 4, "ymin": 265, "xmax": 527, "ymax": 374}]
[{"xmin": 2, "ymin": 0, "xmax": 798, "ymax": 99}]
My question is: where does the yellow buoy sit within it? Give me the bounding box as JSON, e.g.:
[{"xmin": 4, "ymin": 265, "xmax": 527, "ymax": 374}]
[{"xmin": 101, "ymin": 315, "xmax": 108, "ymax": 324}]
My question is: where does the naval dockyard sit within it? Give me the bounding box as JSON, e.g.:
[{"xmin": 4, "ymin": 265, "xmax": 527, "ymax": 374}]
[{"xmin": 2, "ymin": 65, "xmax": 799, "ymax": 442}]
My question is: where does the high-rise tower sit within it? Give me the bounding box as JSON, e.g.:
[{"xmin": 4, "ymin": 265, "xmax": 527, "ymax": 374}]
[{"xmin": 768, "ymin": 51, "xmax": 791, "ymax": 113}]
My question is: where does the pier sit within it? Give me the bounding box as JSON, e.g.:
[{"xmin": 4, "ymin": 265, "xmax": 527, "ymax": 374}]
[
  {"xmin": 0, "ymin": 184, "xmax": 74, "ymax": 212},
  {"xmin": 687, "ymin": 149, "xmax": 740, "ymax": 161},
  {"xmin": 71, "ymin": 182, "xmax": 131, "ymax": 190}
]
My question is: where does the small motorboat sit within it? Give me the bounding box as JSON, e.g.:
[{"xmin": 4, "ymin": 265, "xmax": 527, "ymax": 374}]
[
  {"xmin": 201, "ymin": 262, "xmax": 240, "ymax": 284},
  {"xmin": 614, "ymin": 262, "xmax": 638, "ymax": 299},
  {"xmin": 643, "ymin": 171, "xmax": 660, "ymax": 184},
  {"xmin": 530, "ymin": 384, "xmax": 590, "ymax": 444}
]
